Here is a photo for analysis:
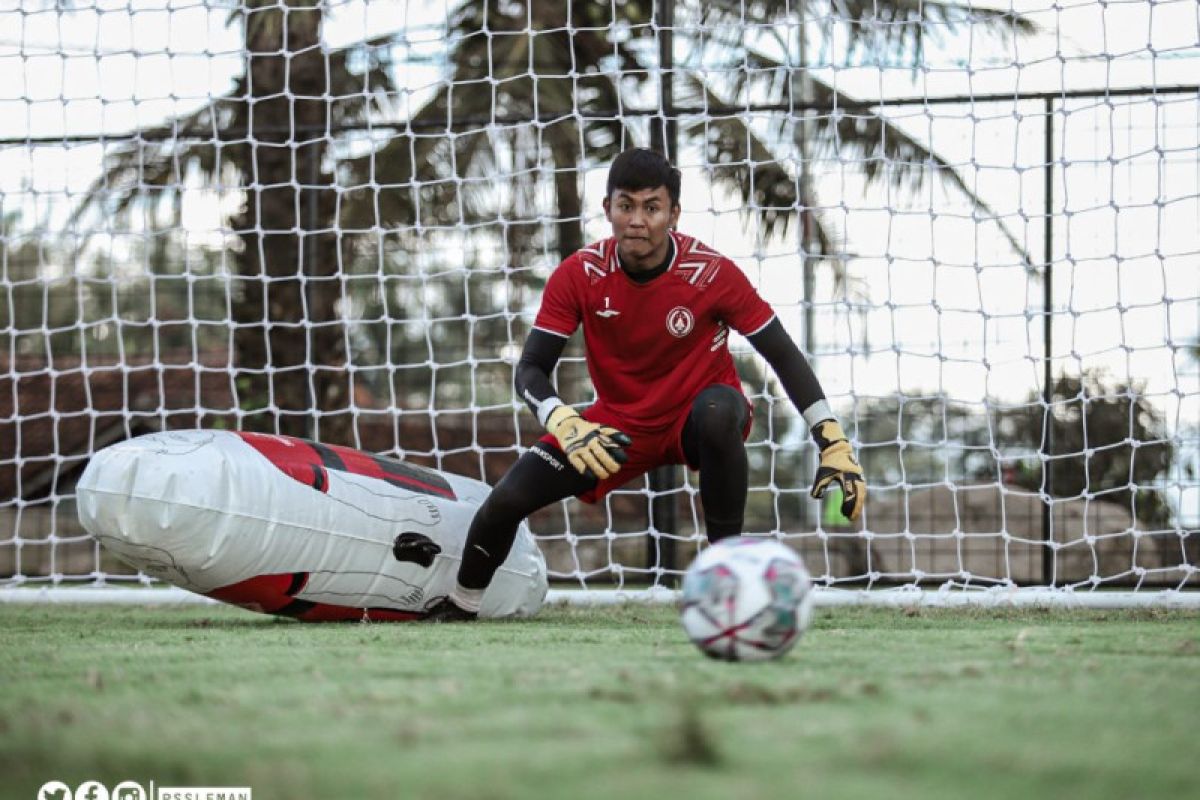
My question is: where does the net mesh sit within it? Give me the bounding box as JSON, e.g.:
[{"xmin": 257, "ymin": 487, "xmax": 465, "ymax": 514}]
[{"xmin": 1, "ymin": 0, "xmax": 1197, "ymax": 593}]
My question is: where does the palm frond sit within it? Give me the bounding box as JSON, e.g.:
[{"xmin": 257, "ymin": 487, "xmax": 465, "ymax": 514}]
[
  {"xmin": 701, "ymin": 0, "xmax": 1034, "ymax": 67},
  {"xmin": 680, "ymin": 33, "xmax": 1030, "ymax": 263},
  {"xmin": 832, "ymin": 0, "xmax": 1034, "ymax": 65},
  {"xmin": 673, "ymin": 70, "xmax": 838, "ymax": 267},
  {"xmin": 72, "ymin": 30, "xmax": 399, "ymax": 230},
  {"xmin": 341, "ymin": 9, "xmax": 642, "ymax": 239},
  {"xmin": 678, "ymin": 74, "xmax": 798, "ymax": 241},
  {"xmin": 67, "ymin": 100, "xmax": 237, "ymax": 227},
  {"xmin": 805, "ymin": 77, "xmax": 1030, "ymax": 262}
]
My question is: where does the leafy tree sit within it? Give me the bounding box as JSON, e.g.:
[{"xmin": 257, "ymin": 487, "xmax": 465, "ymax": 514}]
[
  {"xmin": 852, "ymin": 371, "xmax": 1177, "ymax": 529},
  {"xmin": 0, "ymin": 206, "xmax": 191, "ymax": 364},
  {"xmin": 852, "ymin": 393, "xmax": 997, "ymax": 489},
  {"xmin": 2, "ymin": 209, "xmax": 70, "ymax": 360},
  {"xmin": 996, "ymin": 372, "xmax": 1176, "ymax": 529}
]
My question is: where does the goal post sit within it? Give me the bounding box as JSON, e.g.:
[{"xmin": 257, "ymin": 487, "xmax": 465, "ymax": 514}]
[
  {"xmin": 3, "ymin": 586, "xmax": 1200, "ymax": 611},
  {"xmin": 1, "ymin": 0, "xmax": 1197, "ymax": 607}
]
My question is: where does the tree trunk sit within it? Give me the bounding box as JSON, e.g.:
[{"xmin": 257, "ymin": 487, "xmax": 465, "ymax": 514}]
[
  {"xmin": 550, "ymin": 133, "xmax": 583, "ymax": 261},
  {"xmin": 231, "ymin": 0, "xmax": 351, "ymax": 444}
]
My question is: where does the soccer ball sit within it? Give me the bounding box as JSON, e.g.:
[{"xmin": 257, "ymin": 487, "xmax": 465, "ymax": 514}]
[{"xmin": 679, "ymin": 537, "xmax": 814, "ymax": 662}]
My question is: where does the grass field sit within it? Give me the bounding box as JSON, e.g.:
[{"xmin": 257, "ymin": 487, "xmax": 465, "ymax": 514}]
[{"xmin": 2, "ymin": 603, "xmax": 1197, "ymax": 800}]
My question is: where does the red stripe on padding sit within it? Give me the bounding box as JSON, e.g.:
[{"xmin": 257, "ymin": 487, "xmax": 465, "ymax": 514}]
[
  {"xmin": 236, "ymin": 432, "xmax": 329, "ymax": 493},
  {"xmin": 208, "ymin": 573, "xmax": 300, "ymax": 614},
  {"xmin": 235, "ymin": 432, "xmax": 455, "ymax": 500},
  {"xmin": 320, "ymin": 442, "xmax": 456, "ymax": 499},
  {"xmin": 206, "ymin": 573, "xmax": 422, "ymax": 623}
]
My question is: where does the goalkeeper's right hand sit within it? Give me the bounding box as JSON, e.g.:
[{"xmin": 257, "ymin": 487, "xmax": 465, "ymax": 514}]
[{"xmin": 546, "ymin": 406, "xmax": 632, "ymax": 481}]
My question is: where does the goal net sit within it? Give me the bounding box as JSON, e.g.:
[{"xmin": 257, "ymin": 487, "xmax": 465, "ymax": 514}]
[{"xmin": 1, "ymin": 0, "xmax": 1197, "ymax": 604}]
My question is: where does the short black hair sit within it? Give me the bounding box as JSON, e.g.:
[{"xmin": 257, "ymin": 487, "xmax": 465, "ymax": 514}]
[{"xmin": 606, "ymin": 148, "xmax": 681, "ymax": 207}]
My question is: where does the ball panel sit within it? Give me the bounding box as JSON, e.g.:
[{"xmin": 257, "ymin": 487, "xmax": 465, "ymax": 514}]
[{"xmin": 679, "ymin": 537, "xmax": 814, "ymax": 662}]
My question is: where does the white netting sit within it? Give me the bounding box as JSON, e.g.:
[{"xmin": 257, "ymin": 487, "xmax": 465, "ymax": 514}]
[{"xmin": 1, "ymin": 0, "xmax": 1197, "ymax": 597}]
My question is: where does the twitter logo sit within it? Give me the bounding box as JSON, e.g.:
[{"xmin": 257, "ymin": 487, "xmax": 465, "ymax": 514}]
[{"xmin": 38, "ymin": 782, "xmax": 71, "ymax": 800}]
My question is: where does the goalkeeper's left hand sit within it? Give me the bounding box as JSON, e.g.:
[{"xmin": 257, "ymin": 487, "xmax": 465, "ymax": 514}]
[{"xmin": 810, "ymin": 419, "xmax": 866, "ymax": 522}]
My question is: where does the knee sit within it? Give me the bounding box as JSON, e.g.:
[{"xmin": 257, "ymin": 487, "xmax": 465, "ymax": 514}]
[
  {"xmin": 479, "ymin": 479, "xmax": 529, "ymax": 525},
  {"xmin": 690, "ymin": 385, "xmax": 747, "ymax": 445}
]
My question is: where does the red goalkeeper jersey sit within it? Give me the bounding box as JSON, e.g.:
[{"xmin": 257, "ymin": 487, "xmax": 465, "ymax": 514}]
[{"xmin": 533, "ymin": 231, "xmax": 776, "ymax": 431}]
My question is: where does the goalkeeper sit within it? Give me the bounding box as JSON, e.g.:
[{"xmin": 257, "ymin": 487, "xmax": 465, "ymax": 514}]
[{"xmin": 421, "ymin": 148, "xmax": 865, "ymax": 621}]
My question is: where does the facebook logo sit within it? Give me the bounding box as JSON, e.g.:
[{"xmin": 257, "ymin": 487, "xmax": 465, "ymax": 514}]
[{"xmin": 72, "ymin": 782, "xmax": 109, "ymax": 800}]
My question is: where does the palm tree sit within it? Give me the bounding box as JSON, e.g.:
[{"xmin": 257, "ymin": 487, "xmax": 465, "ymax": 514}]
[{"xmin": 73, "ymin": 0, "xmax": 397, "ymax": 445}]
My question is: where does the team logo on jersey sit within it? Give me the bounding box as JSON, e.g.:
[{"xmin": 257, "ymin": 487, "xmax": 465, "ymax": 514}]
[{"xmin": 666, "ymin": 306, "xmax": 695, "ymax": 337}]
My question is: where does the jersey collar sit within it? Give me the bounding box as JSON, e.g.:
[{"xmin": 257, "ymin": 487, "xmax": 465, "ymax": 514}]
[{"xmin": 614, "ymin": 233, "xmax": 679, "ymax": 285}]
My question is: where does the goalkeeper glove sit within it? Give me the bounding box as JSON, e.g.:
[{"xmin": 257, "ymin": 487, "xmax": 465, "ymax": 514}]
[
  {"xmin": 546, "ymin": 406, "xmax": 632, "ymax": 481},
  {"xmin": 810, "ymin": 419, "xmax": 866, "ymax": 522}
]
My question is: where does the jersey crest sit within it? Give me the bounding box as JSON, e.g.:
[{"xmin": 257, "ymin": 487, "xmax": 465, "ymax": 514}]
[{"xmin": 666, "ymin": 306, "xmax": 695, "ymax": 337}]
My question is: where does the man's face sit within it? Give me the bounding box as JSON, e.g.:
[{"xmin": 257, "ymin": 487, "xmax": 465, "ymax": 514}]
[{"xmin": 603, "ymin": 185, "xmax": 681, "ymax": 269}]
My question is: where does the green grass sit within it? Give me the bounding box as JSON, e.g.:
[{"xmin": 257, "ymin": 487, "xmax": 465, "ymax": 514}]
[{"xmin": 1, "ymin": 604, "xmax": 1197, "ymax": 800}]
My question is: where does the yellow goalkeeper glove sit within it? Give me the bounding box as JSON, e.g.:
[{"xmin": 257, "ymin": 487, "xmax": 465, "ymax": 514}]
[
  {"xmin": 546, "ymin": 406, "xmax": 632, "ymax": 481},
  {"xmin": 810, "ymin": 419, "xmax": 866, "ymax": 522}
]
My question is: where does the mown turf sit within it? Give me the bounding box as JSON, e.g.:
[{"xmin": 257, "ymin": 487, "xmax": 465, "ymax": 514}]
[{"xmin": 1, "ymin": 603, "xmax": 1197, "ymax": 800}]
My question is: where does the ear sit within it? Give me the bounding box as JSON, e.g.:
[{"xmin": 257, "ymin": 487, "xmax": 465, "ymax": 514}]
[
  {"xmin": 602, "ymin": 196, "xmax": 613, "ymax": 222},
  {"xmin": 669, "ymin": 203, "xmax": 681, "ymax": 229}
]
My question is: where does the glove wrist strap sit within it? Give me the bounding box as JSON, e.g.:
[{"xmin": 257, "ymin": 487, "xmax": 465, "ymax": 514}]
[
  {"xmin": 534, "ymin": 395, "xmax": 565, "ymax": 428},
  {"xmin": 800, "ymin": 399, "xmax": 835, "ymax": 430},
  {"xmin": 811, "ymin": 419, "xmax": 848, "ymax": 450},
  {"xmin": 545, "ymin": 405, "xmax": 580, "ymax": 436}
]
